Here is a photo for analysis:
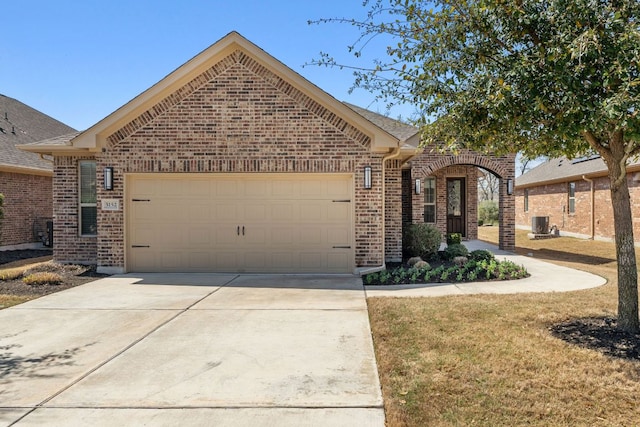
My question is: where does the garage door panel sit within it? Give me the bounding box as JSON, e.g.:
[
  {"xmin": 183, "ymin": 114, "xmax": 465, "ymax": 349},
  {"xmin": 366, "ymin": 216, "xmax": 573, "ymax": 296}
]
[
  {"xmin": 327, "ymin": 227, "xmax": 350, "ymax": 245},
  {"xmin": 272, "ymin": 180, "xmax": 297, "ymax": 198},
  {"xmin": 327, "ymin": 203, "xmax": 350, "ymax": 221},
  {"xmin": 299, "ymin": 204, "xmax": 324, "ymax": 222},
  {"xmin": 128, "ymin": 174, "xmax": 353, "ymax": 273},
  {"xmin": 327, "ymin": 252, "xmax": 351, "ymax": 271}
]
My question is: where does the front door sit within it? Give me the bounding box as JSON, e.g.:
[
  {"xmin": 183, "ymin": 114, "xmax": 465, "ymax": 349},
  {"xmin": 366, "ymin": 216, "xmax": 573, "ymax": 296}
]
[{"xmin": 446, "ymin": 178, "xmax": 466, "ymax": 237}]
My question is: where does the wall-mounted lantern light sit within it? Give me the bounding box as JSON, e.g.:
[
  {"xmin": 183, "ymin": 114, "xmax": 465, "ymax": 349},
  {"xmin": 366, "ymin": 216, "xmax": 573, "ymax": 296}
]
[
  {"xmin": 415, "ymin": 178, "xmax": 421, "ymax": 195},
  {"xmin": 104, "ymin": 167, "xmax": 114, "ymax": 191},
  {"xmin": 506, "ymin": 178, "xmax": 514, "ymax": 196},
  {"xmin": 364, "ymin": 166, "xmax": 372, "ymax": 189}
]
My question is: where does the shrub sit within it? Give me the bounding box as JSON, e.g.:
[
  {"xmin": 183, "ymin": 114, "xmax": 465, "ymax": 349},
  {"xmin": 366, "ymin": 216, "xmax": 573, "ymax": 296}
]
[
  {"xmin": 443, "ymin": 243, "xmax": 469, "ymax": 260},
  {"xmin": 446, "ymin": 233, "xmax": 462, "ymax": 245},
  {"xmin": 479, "ymin": 200, "xmax": 499, "ymax": 225},
  {"xmin": 0, "ymin": 267, "xmax": 26, "ymax": 281},
  {"xmin": 469, "ymin": 249, "xmax": 496, "ymax": 263},
  {"xmin": 22, "ymin": 272, "xmax": 63, "ymax": 286},
  {"xmin": 404, "ymin": 223, "xmax": 442, "ymax": 260},
  {"xmin": 414, "ymin": 260, "xmax": 431, "ymax": 270},
  {"xmin": 407, "ymin": 256, "xmax": 423, "ymax": 267}
]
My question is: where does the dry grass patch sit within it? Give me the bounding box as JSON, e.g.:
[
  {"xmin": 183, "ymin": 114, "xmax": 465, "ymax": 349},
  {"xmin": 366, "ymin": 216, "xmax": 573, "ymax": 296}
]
[
  {"xmin": 22, "ymin": 271, "xmax": 64, "ymax": 286},
  {"xmin": 369, "ymin": 227, "xmax": 640, "ymax": 426},
  {"xmin": 0, "ymin": 266, "xmax": 28, "ymax": 281},
  {"xmin": 0, "ymin": 294, "xmax": 33, "ymax": 308}
]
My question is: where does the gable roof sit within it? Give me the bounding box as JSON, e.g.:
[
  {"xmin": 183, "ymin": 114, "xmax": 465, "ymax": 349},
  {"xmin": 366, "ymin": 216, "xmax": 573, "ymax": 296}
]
[
  {"xmin": 0, "ymin": 94, "xmax": 76, "ymax": 175},
  {"xmin": 21, "ymin": 32, "xmax": 408, "ymax": 156},
  {"xmin": 516, "ymin": 155, "xmax": 640, "ymax": 188}
]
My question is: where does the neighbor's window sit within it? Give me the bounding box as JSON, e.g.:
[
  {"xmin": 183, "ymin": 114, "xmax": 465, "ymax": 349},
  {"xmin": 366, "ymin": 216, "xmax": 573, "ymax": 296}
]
[
  {"xmin": 524, "ymin": 188, "xmax": 529, "ymax": 212},
  {"xmin": 423, "ymin": 177, "xmax": 436, "ymax": 223},
  {"xmin": 568, "ymin": 182, "xmax": 576, "ymax": 214},
  {"xmin": 79, "ymin": 160, "xmax": 97, "ymax": 235}
]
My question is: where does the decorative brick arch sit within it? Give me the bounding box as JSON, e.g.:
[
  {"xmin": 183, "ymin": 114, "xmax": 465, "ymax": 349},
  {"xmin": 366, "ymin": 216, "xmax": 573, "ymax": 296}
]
[{"xmin": 416, "ymin": 153, "xmax": 508, "ymax": 179}]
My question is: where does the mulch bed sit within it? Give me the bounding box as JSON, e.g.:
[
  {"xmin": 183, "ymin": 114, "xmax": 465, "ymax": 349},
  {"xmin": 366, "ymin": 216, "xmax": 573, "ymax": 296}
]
[
  {"xmin": 0, "ymin": 249, "xmax": 109, "ymax": 297},
  {"xmin": 0, "ymin": 249, "xmax": 53, "ymax": 266},
  {"xmin": 550, "ymin": 317, "xmax": 640, "ymax": 361}
]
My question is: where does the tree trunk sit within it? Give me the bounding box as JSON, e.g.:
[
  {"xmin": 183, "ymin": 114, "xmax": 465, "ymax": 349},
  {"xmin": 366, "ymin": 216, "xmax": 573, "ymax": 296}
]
[{"xmin": 607, "ymin": 154, "xmax": 640, "ymax": 333}]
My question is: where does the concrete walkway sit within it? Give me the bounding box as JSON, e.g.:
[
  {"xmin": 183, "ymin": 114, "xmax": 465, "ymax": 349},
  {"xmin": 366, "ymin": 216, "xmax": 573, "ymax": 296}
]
[
  {"xmin": 0, "ymin": 275, "xmax": 384, "ymax": 426},
  {"xmin": 365, "ymin": 240, "xmax": 607, "ymax": 297}
]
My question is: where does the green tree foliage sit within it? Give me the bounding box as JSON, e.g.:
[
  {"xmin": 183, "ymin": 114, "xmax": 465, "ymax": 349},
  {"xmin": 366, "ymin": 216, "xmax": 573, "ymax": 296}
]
[
  {"xmin": 313, "ymin": 0, "xmax": 640, "ymax": 331},
  {"xmin": 479, "ymin": 200, "xmax": 499, "ymax": 225}
]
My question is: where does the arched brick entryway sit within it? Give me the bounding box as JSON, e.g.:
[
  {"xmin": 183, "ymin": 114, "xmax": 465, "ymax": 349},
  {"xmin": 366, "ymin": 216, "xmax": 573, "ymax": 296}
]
[{"xmin": 407, "ymin": 151, "xmax": 516, "ymax": 251}]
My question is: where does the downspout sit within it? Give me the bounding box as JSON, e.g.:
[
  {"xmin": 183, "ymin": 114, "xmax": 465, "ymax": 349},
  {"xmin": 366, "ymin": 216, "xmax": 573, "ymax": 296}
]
[
  {"xmin": 582, "ymin": 175, "xmax": 595, "ymax": 239},
  {"xmin": 357, "ymin": 146, "xmax": 402, "ymax": 276}
]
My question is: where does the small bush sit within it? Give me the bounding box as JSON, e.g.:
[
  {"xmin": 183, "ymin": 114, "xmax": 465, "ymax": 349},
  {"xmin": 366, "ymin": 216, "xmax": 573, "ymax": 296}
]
[
  {"xmin": 0, "ymin": 267, "xmax": 26, "ymax": 281},
  {"xmin": 404, "ymin": 223, "xmax": 442, "ymax": 260},
  {"xmin": 414, "ymin": 260, "xmax": 431, "ymax": 270},
  {"xmin": 22, "ymin": 272, "xmax": 64, "ymax": 286},
  {"xmin": 446, "ymin": 233, "xmax": 462, "ymax": 245},
  {"xmin": 443, "ymin": 243, "xmax": 469, "ymax": 260},
  {"xmin": 407, "ymin": 256, "xmax": 423, "ymax": 267},
  {"xmin": 469, "ymin": 249, "xmax": 496, "ymax": 263}
]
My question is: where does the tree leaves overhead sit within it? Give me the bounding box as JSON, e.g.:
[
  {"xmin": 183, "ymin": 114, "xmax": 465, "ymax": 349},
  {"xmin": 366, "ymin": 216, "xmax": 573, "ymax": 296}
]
[{"xmin": 311, "ymin": 0, "xmax": 640, "ymax": 159}]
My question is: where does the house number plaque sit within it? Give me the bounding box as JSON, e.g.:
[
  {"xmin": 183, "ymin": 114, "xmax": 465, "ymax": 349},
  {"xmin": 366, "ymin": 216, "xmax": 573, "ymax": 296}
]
[{"xmin": 101, "ymin": 199, "xmax": 120, "ymax": 211}]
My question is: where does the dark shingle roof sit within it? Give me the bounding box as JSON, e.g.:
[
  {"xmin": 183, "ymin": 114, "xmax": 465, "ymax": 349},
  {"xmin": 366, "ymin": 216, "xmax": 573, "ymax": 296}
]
[
  {"xmin": 0, "ymin": 94, "xmax": 76, "ymax": 171},
  {"xmin": 516, "ymin": 155, "xmax": 640, "ymax": 187},
  {"xmin": 344, "ymin": 102, "xmax": 419, "ymax": 143}
]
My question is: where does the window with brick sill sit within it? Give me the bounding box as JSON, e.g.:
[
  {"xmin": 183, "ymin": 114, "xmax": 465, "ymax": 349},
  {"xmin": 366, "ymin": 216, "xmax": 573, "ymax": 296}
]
[{"xmin": 79, "ymin": 160, "xmax": 97, "ymax": 236}]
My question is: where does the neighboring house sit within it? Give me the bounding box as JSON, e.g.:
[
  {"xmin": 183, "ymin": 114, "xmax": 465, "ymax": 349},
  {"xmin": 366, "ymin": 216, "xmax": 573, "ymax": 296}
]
[
  {"xmin": 0, "ymin": 94, "xmax": 76, "ymax": 249},
  {"xmin": 515, "ymin": 155, "xmax": 640, "ymax": 242},
  {"xmin": 20, "ymin": 32, "xmax": 515, "ymax": 274}
]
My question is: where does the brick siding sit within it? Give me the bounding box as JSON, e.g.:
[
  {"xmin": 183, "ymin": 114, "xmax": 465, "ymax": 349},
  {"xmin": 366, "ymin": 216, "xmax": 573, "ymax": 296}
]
[
  {"xmin": 52, "ymin": 156, "xmax": 97, "ymax": 263},
  {"xmin": 516, "ymin": 174, "xmax": 640, "ymax": 242},
  {"xmin": 0, "ymin": 171, "xmax": 52, "ymax": 246}
]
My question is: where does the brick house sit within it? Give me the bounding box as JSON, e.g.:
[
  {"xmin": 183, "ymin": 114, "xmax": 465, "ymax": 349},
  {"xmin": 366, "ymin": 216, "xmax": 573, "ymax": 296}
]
[
  {"xmin": 0, "ymin": 94, "xmax": 76, "ymax": 249},
  {"xmin": 515, "ymin": 155, "xmax": 640, "ymax": 242},
  {"xmin": 21, "ymin": 32, "xmax": 515, "ymax": 274}
]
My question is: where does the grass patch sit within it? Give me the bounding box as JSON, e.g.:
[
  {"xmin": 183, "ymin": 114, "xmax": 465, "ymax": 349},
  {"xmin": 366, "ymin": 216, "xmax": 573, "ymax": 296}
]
[
  {"xmin": 0, "ymin": 267, "xmax": 27, "ymax": 281},
  {"xmin": 369, "ymin": 228, "xmax": 640, "ymax": 426},
  {"xmin": 0, "ymin": 294, "xmax": 35, "ymax": 308},
  {"xmin": 22, "ymin": 271, "xmax": 64, "ymax": 286}
]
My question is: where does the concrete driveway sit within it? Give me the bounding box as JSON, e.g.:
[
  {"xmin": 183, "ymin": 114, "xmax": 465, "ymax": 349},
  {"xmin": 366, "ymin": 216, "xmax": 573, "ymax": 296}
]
[{"xmin": 0, "ymin": 274, "xmax": 384, "ymax": 426}]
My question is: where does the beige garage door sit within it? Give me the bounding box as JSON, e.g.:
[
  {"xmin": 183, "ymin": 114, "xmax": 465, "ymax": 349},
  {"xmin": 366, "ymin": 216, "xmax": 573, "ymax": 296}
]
[{"xmin": 127, "ymin": 174, "xmax": 353, "ymax": 273}]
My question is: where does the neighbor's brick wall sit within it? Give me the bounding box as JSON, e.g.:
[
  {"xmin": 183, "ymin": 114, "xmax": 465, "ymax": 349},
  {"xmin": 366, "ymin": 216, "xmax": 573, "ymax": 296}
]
[
  {"xmin": 52, "ymin": 156, "xmax": 97, "ymax": 263},
  {"xmin": 85, "ymin": 50, "xmax": 385, "ymax": 271},
  {"xmin": 0, "ymin": 171, "xmax": 52, "ymax": 246},
  {"xmin": 515, "ymin": 174, "xmax": 640, "ymax": 242},
  {"xmin": 408, "ymin": 149, "xmax": 515, "ymax": 250}
]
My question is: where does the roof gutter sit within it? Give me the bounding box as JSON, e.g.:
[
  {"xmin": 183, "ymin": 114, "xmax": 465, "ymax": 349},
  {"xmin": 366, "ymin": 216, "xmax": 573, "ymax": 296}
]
[
  {"xmin": 357, "ymin": 146, "xmax": 402, "ymax": 276},
  {"xmin": 582, "ymin": 175, "xmax": 595, "ymax": 239}
]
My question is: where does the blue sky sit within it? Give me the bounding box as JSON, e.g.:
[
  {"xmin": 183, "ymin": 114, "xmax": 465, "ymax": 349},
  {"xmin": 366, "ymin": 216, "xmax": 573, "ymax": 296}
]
[{"xmin": 2, "ymin": 0, "xmax": 415, "ymax": 131}]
